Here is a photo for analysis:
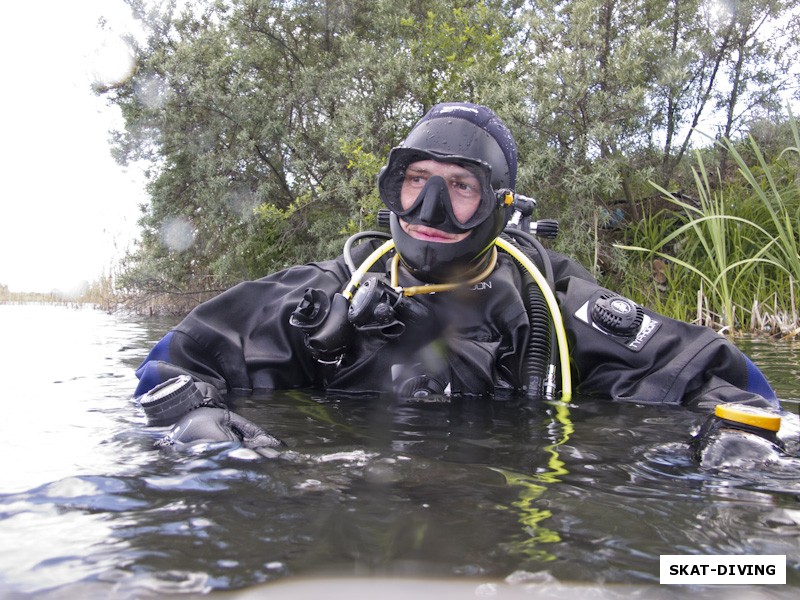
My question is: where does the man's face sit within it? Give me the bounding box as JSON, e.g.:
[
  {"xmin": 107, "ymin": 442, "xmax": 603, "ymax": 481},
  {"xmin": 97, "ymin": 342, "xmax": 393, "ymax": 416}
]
[{"xmin": 398, "ymin": 159, "xmax": 482, "ymax": 243}]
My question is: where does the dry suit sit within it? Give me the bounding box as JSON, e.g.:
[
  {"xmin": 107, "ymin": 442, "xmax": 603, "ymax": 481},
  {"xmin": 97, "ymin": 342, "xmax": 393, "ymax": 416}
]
[{"xmin": 134, "ymin": 240, "xmax": 777, "ymax": 410}]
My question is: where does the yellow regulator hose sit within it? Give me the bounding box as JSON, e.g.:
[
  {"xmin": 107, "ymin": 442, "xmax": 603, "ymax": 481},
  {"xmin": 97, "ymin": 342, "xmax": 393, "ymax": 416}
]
[
  {"xmin": 494, "ymin": 237, "xmax": 572, "ymax": 401},
  {"xmin": 341, "ymin": 236, "xmax": 572, "ymax": 400}
]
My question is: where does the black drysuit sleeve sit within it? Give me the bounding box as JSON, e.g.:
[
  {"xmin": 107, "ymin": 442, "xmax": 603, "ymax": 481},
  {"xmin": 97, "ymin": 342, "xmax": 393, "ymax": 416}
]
[
  {"xmin": 134, "ymin": 256, "xmax": 353, "ymax": 397},
  {"xmin": 550, "ymin": 255, "xmax": 777, "ymax": 408}
]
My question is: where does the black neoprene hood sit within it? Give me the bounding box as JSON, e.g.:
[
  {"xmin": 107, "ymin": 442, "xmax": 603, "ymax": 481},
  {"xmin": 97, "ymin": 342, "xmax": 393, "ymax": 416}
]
[
  {"xmin": 379, "ymin": 103, "xmax": 518, "ymax": 282},
  {"xmin": 399, "ymin": 103, "xmax": 517, "ymax": 189}
]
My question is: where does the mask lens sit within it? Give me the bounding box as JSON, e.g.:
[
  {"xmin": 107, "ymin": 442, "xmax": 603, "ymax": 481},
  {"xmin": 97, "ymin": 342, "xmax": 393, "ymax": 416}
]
[{"xmin": 379, "ymin": 148, "xmax": 496, "ymax": 230}]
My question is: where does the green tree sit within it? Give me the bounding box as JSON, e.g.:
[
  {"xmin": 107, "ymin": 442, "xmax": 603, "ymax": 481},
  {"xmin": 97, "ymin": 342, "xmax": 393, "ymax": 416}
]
[
  {"xmin": 516, "ymin": 0, "xmax": 668, "ymax": 271},
  {"xmin": 652, "ymin": 0, "xmax": 800, "ymax": 182},
  {"xmin": 100, "ymin": 0, "xmax": 800, "ymax": 306},
  {"xmin": 512, "ymin": 0, "xmax": 799, "ymax": 275},
  {"xmin": 107, "ymin": 0, "xmax": 521, "ymax": 300}
]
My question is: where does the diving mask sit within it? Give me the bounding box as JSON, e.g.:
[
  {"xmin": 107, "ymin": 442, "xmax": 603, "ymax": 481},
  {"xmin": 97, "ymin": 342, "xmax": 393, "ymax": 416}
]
[{"xmin": 379, "ymin": 148, "xmax": 501, "ymax": 234}]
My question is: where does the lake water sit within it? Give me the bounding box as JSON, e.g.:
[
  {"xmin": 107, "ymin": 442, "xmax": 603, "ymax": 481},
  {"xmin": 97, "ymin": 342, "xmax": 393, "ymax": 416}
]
[{"xmin": 0, "ymin": 303, "xmax": 798, "ymax": 599}]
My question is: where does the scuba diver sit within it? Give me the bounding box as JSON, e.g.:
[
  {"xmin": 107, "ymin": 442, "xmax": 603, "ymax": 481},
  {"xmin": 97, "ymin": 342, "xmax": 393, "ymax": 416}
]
[{"xmin": 133, "ymin": 102, "xmax": 789, "ymax": 465}]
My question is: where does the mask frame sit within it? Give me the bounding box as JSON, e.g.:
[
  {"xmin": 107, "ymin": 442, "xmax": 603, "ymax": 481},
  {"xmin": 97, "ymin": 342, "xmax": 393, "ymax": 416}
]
[{"xmin": 379, "ymin": 147, "xmax": 500, "ymax": 231}]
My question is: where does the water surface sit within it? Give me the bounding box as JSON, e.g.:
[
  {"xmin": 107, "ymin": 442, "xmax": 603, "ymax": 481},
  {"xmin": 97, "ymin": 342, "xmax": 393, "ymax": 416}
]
[{"xmin": 0, "ymin": 303, "xmax": 797, "ymax": 598}]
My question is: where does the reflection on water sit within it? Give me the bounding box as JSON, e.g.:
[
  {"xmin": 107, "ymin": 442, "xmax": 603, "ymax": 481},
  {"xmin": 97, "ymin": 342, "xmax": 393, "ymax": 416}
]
[
  {"xmin": 0, "ymin": 304, "xmax": 798, "ymax": 598},
  {"xmin": 737, "ymin": 336, "xmax": 800, "ymax": 404}
]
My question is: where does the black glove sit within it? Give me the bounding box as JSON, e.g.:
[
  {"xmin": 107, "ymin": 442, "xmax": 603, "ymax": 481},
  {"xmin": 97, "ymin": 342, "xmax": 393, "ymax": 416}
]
[{"xmin": 155, "ymin": 407, "xmax": 284, "ymax": 452}]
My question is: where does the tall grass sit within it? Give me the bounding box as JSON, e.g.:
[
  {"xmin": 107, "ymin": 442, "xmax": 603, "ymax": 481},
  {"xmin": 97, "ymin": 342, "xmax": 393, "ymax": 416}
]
[
  {"xmin": 617, "ymin": 117, "xmax": 800, "ymax": 335},
  {"xmin": 728, "ymin": 116, "xmax": 800, "ymax": 287}
]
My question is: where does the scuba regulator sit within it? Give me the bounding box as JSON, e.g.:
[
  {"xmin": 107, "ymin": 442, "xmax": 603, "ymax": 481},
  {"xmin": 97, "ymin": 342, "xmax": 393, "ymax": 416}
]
[{"xmin": 289, "ymin": 275, "xmax": 432, "ymax": 366}]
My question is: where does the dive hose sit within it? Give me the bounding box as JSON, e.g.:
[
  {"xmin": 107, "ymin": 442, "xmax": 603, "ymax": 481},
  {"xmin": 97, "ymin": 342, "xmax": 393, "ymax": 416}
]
[
  {"xmin": 499, "ymin": 231, "xmax": 557, "ymax": 398},
  {"xmin": 338, "ymin": 233, "xmax": 572, "ymax": 400},
  {"xmin": 494, "ymin": 237, "xmax": 572, "ymax": 401}
]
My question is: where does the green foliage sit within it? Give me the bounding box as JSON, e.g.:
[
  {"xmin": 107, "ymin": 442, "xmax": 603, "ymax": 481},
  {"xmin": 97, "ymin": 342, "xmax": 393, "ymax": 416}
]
[
  {"xmin": 400, "ymin": 2, "xmax": 510, "ymax": 103},
  {"xmin": 618, "ymin": 119, "xmax": 800, "ymax": 333},
  {"xmin": 339, "ymin": 137, "xmax": 384, "ymax": 232},
  {"xmin": 99, "ymin": 0, "xmax": 800, "ymax": 315}
]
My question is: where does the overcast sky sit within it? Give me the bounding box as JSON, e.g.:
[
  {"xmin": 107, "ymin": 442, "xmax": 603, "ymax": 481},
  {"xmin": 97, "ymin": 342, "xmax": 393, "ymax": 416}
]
[{"xmin": 0, "ymin": 1, "xmax": 146, "ymax": 293}]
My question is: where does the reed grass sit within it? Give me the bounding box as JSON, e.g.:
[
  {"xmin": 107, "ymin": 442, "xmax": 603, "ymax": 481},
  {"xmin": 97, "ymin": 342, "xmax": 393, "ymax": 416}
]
[{"xmin": 617, "ymin": 116, "xmax": 800, "ymax": 336}]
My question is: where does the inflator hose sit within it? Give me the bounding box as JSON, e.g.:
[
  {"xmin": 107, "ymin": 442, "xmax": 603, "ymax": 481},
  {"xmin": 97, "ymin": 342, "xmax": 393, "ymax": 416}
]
[
  {"xmin": 522, "ymin": 278, "xmax": 553, "ymax": 397},
  {"xmin": 500, "ymin": 234, "xmax": 554, "ymax": 398},
  {"xmin": 495, "ymin": 237, "xmax": 572, "ymax": 400}
]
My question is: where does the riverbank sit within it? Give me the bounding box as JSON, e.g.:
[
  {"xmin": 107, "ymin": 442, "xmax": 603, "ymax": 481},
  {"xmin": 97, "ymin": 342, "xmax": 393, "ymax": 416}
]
[{"xmin": 3, "ymin": 292, "xmax": 800, "ymax": 339}]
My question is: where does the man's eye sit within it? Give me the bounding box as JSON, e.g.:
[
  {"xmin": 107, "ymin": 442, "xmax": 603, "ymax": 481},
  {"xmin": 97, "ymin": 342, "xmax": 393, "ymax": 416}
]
[{"xmin": 451, "ymin": 180, "xmax": 478, "ymax": 195}]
